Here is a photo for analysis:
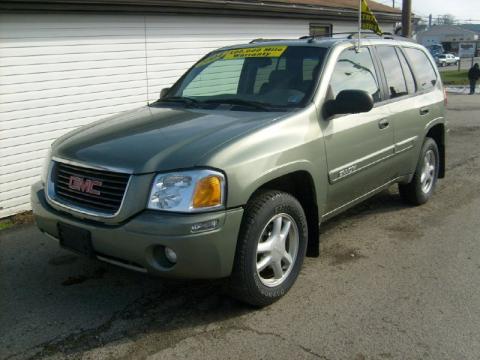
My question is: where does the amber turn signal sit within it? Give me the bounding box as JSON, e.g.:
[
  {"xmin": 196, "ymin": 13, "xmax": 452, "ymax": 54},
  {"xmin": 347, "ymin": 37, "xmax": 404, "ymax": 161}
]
[{"xmin": 192, "ymin": 175, "xmax": 222, "ymax": 208}]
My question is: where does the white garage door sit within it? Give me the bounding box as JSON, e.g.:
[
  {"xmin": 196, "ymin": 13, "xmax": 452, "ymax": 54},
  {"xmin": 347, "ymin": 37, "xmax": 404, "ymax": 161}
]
[{"xmin": 0, "ymin": 13, "xmax": 308, "ymax": 218}]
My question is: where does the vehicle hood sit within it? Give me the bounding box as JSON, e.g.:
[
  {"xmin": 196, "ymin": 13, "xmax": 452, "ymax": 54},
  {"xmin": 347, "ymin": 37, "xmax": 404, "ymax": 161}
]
[{"xmin": 53, "ymin": 105, "xmax": 286, "ymax": 174}]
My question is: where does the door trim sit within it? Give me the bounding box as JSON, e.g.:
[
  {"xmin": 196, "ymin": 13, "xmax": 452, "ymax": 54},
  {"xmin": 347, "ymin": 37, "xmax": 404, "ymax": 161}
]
[
  {"xmin": 328, "ymin": 144, "xmax": 395, "ymax": 183},
  {"xmin": 329, "ymin": 135, "xmax": 420, "ymax": 184},
  {"xmin": 394, "ymin": 135, "xmax": 418, "ymax": 154},
  {"xmin": 322, "ymin": 175, "xmax": 408, "ymax": 220}
]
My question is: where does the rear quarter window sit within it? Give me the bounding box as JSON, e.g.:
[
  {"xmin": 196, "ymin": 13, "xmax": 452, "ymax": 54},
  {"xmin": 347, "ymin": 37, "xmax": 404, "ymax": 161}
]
[{"xmin": 404, "ymin": 48, "xmax": 437, "ymax": 92}]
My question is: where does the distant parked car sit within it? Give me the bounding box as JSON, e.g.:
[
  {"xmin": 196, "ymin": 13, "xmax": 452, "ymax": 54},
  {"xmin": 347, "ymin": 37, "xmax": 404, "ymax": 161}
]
[
  {"xmin": 436, "ymin": 53, "xmax": 458, "ymax": 67},
  {"xmin": 447, "ymin": 53, "xmax": 460, "ymax": 62}
]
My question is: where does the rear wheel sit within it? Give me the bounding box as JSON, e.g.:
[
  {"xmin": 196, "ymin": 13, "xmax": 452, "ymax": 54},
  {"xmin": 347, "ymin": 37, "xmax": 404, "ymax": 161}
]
[
  {"xmin": 228, "ymin": 190, "xmax": 308, "ymax": 307},
  {"xmin": 399, "ymin": 137, "xmax": 439, "ymax": 205}
]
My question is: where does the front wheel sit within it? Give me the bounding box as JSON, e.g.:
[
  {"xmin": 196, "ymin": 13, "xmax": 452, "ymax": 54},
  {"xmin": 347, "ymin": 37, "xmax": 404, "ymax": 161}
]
[
  {"xmin": 399, "ymin": 137, "xmax": 440, "ymax": 205},
  {"xmin": 228, "ymin": 190, "xmax": 308, "ymax": 307}
]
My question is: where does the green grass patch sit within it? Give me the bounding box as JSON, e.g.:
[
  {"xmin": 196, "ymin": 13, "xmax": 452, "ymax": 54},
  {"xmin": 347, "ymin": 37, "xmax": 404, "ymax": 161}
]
[
  {"xmin": 0, "ymin": 219, "xmax": 13, "ymax": 231},
  {"xmin": 0, "ymin": 211, "xmax": 34, "ymax": 231},
  {"xmin": 441, "ymin": 70, "xmax": 469, "ymax": 85}
]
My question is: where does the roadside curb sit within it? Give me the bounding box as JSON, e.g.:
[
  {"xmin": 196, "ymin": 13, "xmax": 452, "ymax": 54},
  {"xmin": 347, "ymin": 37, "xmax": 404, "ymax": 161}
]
[{"xmin": 446, "ymin": 86, "xmax": 480, "ymax": 94}]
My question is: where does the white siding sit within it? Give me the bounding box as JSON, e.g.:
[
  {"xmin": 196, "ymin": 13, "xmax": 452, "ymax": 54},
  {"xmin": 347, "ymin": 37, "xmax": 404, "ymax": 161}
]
[{"xmin": 0, "ymin": 13, "xmax": 309, "ymax": 218}]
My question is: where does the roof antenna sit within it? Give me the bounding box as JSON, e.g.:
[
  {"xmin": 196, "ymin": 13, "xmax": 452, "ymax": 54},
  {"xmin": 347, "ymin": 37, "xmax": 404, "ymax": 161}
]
[{"xmin": 356, "ymin": 0, "xmax": 361, "ymax": 52}]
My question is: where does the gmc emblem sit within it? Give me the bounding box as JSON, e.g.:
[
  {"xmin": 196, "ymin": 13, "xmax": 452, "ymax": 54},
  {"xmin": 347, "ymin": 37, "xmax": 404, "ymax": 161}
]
[{"xmin": 68, "ymin": 176, "xmax": 102, "ymax": 196}]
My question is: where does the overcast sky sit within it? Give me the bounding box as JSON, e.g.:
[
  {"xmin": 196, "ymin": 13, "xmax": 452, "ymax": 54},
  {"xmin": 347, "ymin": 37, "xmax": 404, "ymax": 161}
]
[{"xmin": 411, "ymin": 0, "xmax": 480, "ymax": 22}]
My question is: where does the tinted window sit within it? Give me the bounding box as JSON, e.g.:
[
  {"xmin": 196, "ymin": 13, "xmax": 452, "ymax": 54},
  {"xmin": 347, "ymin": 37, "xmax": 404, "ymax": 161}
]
[
  {"xmin": 376, "ymin": 46, "xmax": 408, "ymax": 98},
  {"xmin": 329, "ymin": 47, "xmax": 381, "ymax": 102},
  {"xmin": 253, "ymin": 57, "xmax": 286, "ymax": 94},
  {"xmin": 397, "ymin": 49, "xmax": 416, "ymax": 94},
  {"xmin": 183, "ymin": 59, "xmax": 244, "ymax": 97},
  {"xmin": 169, "ymin": 46, "xmax": 327, "ymax": 109},
  {"xmin": 404, "ymin": 48, "xmax": 437, "ymax": 91}
]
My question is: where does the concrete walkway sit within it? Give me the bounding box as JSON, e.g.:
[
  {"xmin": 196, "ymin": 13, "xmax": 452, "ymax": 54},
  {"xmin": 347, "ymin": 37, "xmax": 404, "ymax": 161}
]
[{"xmin": 445, "ymin": 85, "xmax": 480, "ymax": 94}]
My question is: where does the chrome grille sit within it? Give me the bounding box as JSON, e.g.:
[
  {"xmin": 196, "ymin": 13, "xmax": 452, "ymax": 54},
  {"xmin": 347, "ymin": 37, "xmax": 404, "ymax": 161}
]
[{"xmin": 52, "ymin": 161, "xmax": 130, "ymax": 215}]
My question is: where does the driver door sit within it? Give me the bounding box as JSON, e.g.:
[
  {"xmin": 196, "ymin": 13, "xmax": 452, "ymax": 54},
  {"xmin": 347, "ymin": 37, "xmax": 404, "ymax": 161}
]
[{"xmin": 321, "ymin": 47, "xmax": 395, "ymax": 213}]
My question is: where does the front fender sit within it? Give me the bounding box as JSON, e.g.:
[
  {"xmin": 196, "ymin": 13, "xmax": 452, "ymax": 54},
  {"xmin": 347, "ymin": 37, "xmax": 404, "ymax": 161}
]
[{"xmin": 201, "ymin": 105, "xmax": 328, "ymax": 215}]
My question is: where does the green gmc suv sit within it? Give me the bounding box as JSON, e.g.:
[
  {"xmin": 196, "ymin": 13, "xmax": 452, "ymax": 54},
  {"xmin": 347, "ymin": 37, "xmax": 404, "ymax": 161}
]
[{"xmin": 32, "ymin": 35, "xmax": 447, "ymax": 306}]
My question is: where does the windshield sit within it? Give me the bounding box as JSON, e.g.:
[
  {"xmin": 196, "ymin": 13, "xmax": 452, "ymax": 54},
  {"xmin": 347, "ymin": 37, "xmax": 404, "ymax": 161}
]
[{"xmin": 162, "ymin": 45, "xmax": 327, "ymax": 110}]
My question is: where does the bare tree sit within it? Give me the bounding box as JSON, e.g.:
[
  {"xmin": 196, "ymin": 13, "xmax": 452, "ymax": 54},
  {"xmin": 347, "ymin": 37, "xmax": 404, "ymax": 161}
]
[{"xmin": 436, "ymin": 14, "xmax": 456, "ymax": 25}]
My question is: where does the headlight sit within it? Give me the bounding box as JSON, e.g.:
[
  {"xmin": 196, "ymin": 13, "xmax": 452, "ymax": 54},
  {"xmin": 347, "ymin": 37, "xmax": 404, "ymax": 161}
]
[
  {"xmin": 147, "ymin": 169, "xmax": 225, "ymax": 212},
  {"xmin": 41, "ymin": 147, "xmax": 52, "ymax": 184}
]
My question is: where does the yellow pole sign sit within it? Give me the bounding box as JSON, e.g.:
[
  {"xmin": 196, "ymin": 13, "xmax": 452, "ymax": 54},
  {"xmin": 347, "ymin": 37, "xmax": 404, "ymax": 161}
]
[{"xmin": 361, "ymin": 0, "xmax": 383, "ymax": 35}]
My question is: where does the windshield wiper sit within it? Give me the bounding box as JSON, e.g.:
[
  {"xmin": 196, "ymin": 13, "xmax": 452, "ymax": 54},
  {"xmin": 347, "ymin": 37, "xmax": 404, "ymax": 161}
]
[
  {"xmin": 157, "ymin": 96, "xmax": 200, "ymax": 107},
  {"xmin": 203, "ymin": 98, "xmax": 273, "ymax": 111}
]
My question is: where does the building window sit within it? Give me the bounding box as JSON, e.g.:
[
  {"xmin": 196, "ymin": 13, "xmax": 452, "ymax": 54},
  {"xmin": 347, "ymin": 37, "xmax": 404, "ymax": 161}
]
[{"xmin": 309, "ymin": 23, "xmax": 332, "ymax": 37}]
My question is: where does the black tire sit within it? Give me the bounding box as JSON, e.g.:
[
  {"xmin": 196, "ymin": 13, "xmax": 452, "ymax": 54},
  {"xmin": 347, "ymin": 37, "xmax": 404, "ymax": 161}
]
[
  {"xmin": 228, "ymin": 190, "xmax": 308, "ymax": 307},
  {"xmin": 399, "ymin": 137, "xmax": 440, "ymax": 205}
]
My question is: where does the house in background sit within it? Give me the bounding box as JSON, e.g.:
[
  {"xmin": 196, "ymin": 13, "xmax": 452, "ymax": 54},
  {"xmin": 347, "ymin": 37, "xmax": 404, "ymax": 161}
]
[
  {"xmin": 461, "ymin": 24, "xmax": 480, "ymax": 55},
  {"xmin": 0, "ymin": 0, "xmax": 400, "ymax": 218},
  {"xmin": 416, "ymin": 25, "xmax": 479, "ymax": 55}
]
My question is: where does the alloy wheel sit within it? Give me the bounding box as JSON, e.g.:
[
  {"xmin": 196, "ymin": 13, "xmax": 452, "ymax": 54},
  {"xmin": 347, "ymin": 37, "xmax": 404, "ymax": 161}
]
[
  {"xmin": 256, "ymin": 213, "xmax": 299, "ymax": 287},
  {"xmin": 420, "ymin": 149, "xmax": 436, "ymax": 194}
]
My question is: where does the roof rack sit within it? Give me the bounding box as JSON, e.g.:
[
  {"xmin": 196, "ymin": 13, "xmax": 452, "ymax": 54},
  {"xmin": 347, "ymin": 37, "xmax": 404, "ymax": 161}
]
[
  {"xmin": 249, "ymin": 38, "xmax": 290, "ymax": 44},
  {"xmin": 299, "ymin": 31, "xmax": 415, "ymax": 43},
  {"xmin": 249, "ymin": 32, "xmax": 415, "ymax": 45}
]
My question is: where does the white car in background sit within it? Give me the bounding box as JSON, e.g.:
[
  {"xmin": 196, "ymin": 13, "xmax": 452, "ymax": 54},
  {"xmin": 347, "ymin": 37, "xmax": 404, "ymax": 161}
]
[{"xmin": 436, "ymin": 53, "xmax": 458, "ymax": 67}]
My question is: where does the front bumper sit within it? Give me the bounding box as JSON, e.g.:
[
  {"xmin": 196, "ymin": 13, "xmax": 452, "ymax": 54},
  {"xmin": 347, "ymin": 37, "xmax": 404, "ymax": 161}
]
[{"xmin": 31, "ymin": 181, "xmax": 243, "ymax": 279}]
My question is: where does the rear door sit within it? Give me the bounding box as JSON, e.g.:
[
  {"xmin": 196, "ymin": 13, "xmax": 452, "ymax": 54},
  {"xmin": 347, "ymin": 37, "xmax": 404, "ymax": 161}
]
[
  {"xmin": 374, "ymin": 45, "xmax": 421, "ymax": 178},
  {"xmin": 376, "ymin": 46, "xmax": 441, "ymax": 177},
  {"xmin": 321, "ymin": 46, "xmax": 394, "ymax": 213}
]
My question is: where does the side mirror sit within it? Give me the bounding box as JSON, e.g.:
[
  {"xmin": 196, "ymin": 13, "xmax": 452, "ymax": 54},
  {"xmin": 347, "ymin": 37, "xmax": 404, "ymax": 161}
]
[
  {"xmin": 160, "ymin": 87, "xmax": 170, "ymax": 99},
  {"xmin": 324, "ymin": 90, "xmax": 374, "ymax": 118}
]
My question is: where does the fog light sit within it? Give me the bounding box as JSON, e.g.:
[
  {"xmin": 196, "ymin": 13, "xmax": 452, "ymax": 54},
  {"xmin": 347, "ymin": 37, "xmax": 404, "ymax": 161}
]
[
  {"xmin": 164, "ymin": 247, "xmax": 177, "ymax": 264},
  {"xmin": 191, "ymin": 219, "xmax": 219, "ymax": 233}
]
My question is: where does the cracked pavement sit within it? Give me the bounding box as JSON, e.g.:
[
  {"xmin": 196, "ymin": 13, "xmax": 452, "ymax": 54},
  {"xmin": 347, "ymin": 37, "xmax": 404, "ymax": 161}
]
[{"xmin": 1, "ymin": 95, "xmax": 480, "ymax": 360}]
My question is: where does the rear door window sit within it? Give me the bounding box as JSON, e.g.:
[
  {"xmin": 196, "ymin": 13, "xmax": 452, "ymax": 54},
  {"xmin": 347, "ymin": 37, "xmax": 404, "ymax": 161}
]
[
  {"xmin": 396, "ymin": 48, "xmax": 416, "ymax": 94},
  {"xmin": 376, "ymin": 46, "xmax": 408, "ymax": 99},
  {"xmin": 404, "ymin": 48, "xmax": 437, "ymax": 92}
]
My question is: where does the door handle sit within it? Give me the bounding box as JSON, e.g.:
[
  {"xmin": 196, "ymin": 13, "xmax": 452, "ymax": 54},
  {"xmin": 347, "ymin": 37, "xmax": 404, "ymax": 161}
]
[
  {"xmin": 419, "ymin": 108, "xmax": 430, "ymax": 116},
  {"xmin": 378, "ymin": 119, "xmax": 389, "ymax": 129}
]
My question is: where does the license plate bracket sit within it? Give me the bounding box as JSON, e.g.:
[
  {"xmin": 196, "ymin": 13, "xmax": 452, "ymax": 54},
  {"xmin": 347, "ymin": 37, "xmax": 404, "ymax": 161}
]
[{"xmin": 57, "ymin": 223, "xmax": 94, "ymax": 257}]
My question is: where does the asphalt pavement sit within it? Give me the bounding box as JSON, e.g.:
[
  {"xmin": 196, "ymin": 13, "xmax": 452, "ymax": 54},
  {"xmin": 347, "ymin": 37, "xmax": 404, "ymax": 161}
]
[{"xmin": 1, "ymin": 95, "xmax": 480, "ymax": 360}]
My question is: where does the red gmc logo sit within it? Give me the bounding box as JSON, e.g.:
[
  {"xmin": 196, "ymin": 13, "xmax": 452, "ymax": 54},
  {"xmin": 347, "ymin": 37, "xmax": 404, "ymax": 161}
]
[{"xmin": 68, "ymin": 176, "xmax": 102, "ymax": 196}]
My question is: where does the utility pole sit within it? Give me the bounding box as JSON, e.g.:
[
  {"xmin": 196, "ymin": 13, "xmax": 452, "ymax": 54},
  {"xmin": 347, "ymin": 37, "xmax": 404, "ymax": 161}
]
[
  {"xmin": 428, "ymin": 14, "xmax": 432, "ymax": 28},
  {"xmin": 401, "ymin": 0, "xmax": 412, "ymax": 37}
]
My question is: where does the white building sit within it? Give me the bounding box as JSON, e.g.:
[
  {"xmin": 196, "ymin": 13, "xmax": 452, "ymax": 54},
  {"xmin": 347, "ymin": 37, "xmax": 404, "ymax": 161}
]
[
  {"xmin": 0, "ymin": 0, "xmax": 400, "ymax": 218},
  {"xmin": 416, "ymin": 25, "xmax": 479, "ymax": 54}
]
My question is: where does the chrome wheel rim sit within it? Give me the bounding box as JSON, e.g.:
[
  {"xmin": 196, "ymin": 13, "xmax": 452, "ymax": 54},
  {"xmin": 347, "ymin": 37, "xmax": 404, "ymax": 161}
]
[
  {"xmin": 420, "ymin": 149, "xmax": 436, "ymax": 194},
  {"xmin": 256, "ymin": 213, "xmax": 299, "ymax": 288}
]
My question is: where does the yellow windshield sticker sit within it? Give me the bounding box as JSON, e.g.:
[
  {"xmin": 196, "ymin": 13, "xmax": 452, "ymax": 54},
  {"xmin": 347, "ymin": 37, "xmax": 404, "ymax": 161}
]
[
  {"xmin": 195, "ymin": 46, "xmax": 287, "ymax": 67},
  {"xmin": 223, "ymin": 46, "xmax": 288, "ymax": 59},
  {"xmin": 195, "ymin": 51, "xmax": 227, "ymax": 67}
]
